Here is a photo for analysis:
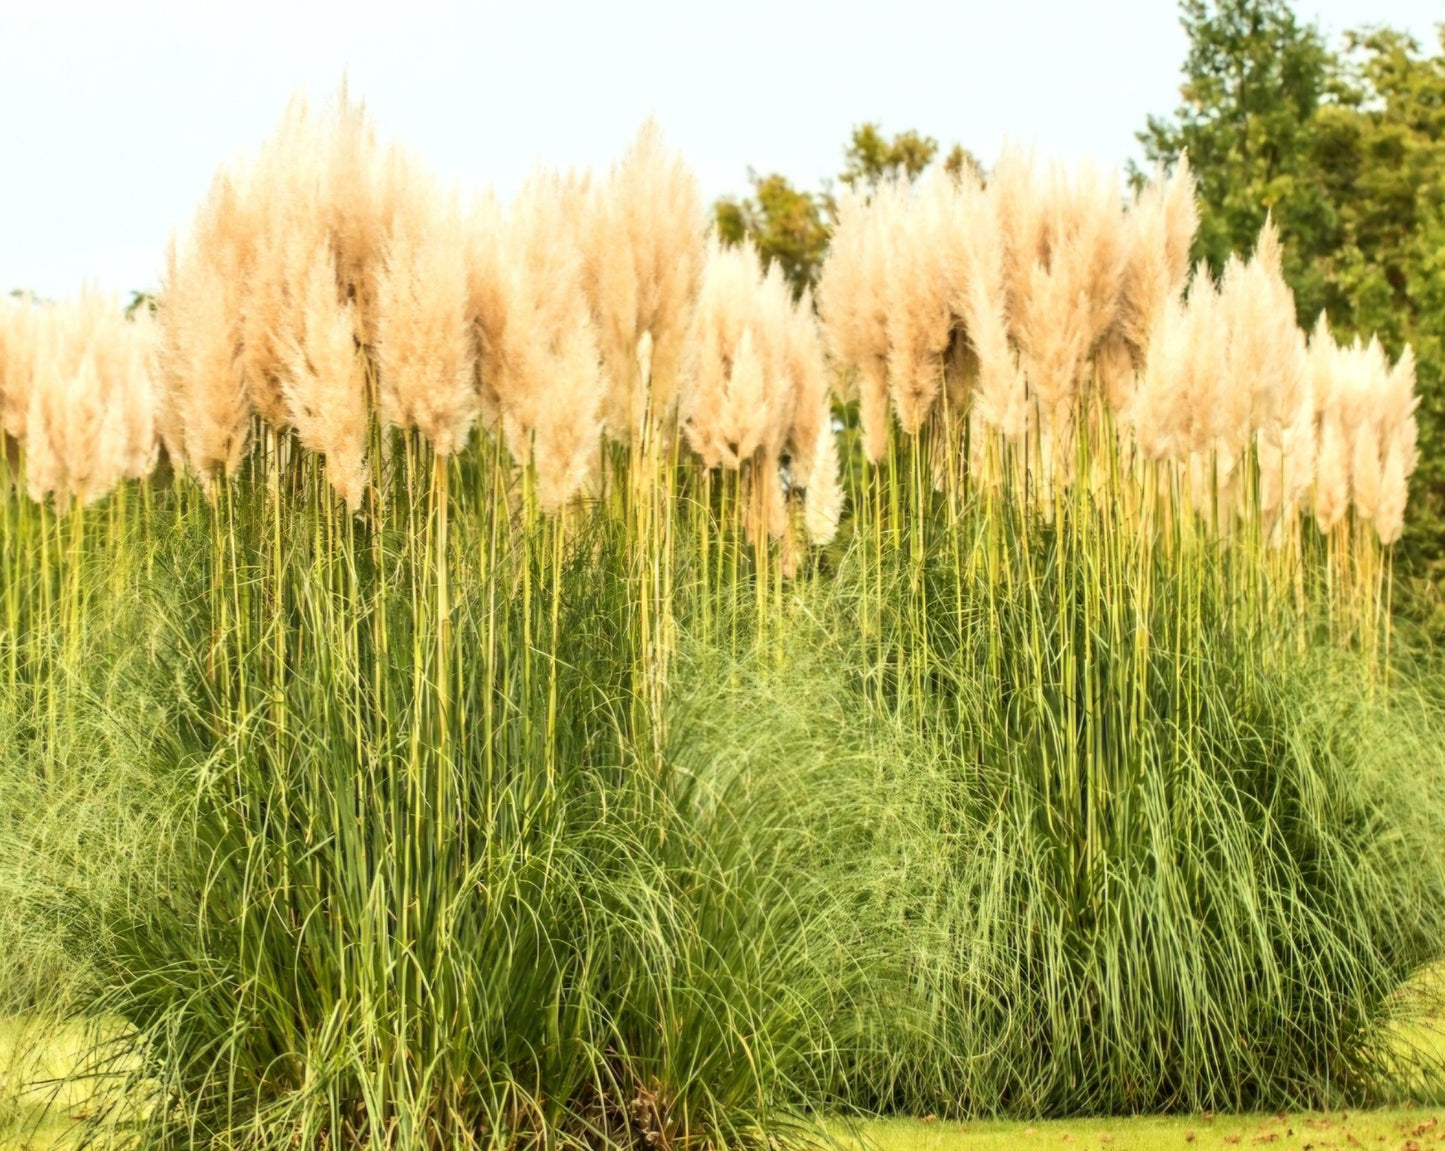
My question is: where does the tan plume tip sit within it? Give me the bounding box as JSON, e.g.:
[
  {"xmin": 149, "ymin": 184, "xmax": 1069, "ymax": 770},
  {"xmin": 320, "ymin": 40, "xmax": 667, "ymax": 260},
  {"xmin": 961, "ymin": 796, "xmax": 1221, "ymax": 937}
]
[
  {"xmin": 156, "ymin": 170, "xmax": 257, "ymax": 482},
  {"xmin": 582, "ymin": 119, "xmax": 706, "ymax": 441},
  {"xmin": 781, "ymin": 287, "xmax": 831, "ymax": 481},
  {"xmin": 950, "ymin": 177, "xmax": 1024, "ymax": 441},
  {"xmin": 96, "ymin": 303, "xmax": 161, "ymax": 484},
  {"xmin": 1350, "ymin": 423, "xmax": 1383, "ymax": 526},
  {"xmin": 1369, "ymin": 343, "xmax": 1419, "ymax": 543},
  {"xmin": 1012, "ymin": 160, "xmax": 1126, "ymax": 429},
  {"xmin": 1115, "ymin": 155, "xmax": 1197, "ymax": 379},
  {"xmin": 817, "ymin": 185, "xmax": 892, "ymax": 460},
  {"xmin": 884, "ymin": 172, "xmax": 954, "ymax": 434},
  {"xmin": 0, "ymin": 293, "xmax": 38, "ymax": 443},
  {"xmin": 1375, "ymin": 434, "xmax": 1410, "ymax": 545},
  {"xmin": 281, "ymin": 241, "xmax": 370, "ymax": 511},
  {"xmin": 375, "ymin": 163, "xmax": 478, "ymax": 457},
  {"xmin": 21, "ymin": 290, "xmax": 145, "ymax": 506},
  {"xmin": 684, "ymin": 238, "xmax": 768, "ymax": 468},
  {"xmin": 318, "ymin": 84, "xmax": 400, "ymax": 351},
  {"xmin": 167, "ymin": 258, "xmax": 253, "ymax": 479},
  {"xmin": 493, "ymin": 166, "xmax": 605, "ymax": 510},
  {"xmin": 802, "ymin": 412, "xmax": 844, "ymax": 546}
]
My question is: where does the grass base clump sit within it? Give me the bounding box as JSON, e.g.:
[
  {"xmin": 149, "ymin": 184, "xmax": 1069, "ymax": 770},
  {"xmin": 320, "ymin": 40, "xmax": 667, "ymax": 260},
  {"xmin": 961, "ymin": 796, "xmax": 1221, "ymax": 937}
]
[{"xmin": 805, "ymin": 469, "xmax": 1445, "ymax": 1116}]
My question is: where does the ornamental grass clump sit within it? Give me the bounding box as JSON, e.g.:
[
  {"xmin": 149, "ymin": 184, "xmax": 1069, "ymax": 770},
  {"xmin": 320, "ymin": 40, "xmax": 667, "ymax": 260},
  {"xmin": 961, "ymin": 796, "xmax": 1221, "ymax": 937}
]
[
  {"xmin": 804, "ymin": 149, "xmax": 1441, "ymax": 1117},
  {"xmin": 65, "ymin": 432, "xmax": 843, "ymax": 1151},
  {"xmin": 3, "ymin": 90, "xmax": 1444, "ymax": 1148}
]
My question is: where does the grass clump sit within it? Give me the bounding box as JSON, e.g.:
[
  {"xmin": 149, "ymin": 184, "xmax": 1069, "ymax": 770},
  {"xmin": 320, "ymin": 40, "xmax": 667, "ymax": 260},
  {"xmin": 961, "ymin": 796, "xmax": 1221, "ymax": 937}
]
[
  {"xmin": 48, "ymin": 452, "xmax": 842, "ymax": 1151},
  {"xmin": 794, "ymin": 466, "xmax": 1445, "ymax": 1116},
  {"xmin": 3, "ymin": 84, "xmax": 1445, "ymax": 1150}
]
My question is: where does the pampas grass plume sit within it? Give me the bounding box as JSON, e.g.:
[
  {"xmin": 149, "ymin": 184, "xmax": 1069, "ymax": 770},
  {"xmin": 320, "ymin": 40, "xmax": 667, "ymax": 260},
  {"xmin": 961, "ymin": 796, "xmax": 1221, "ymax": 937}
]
[
  {"xmin": 156, "ymin": 203, "xmax": 254, "ymax": 481},
  {"xmin": 884, "ymin": 172, "xmax": 954, "ymax": 434},
  {"xmin": 494, "ymin": 168, "xmax": 605, "ymax": 510},
  {"xmin": 583, "ymin": 120, "xmax": 705, "ymax": 440},
  {"xmin": 282, "ymin": 242, "xmax": 369, "ymax": 510},
  {"xmin": 817, "ymin": 186, "xmax": 892, "ymax": 461},
  {"xmin": 0, "ymin": 293, "xmax": 37, "ymax": 443},
  {"xmin": 375, "ymin": 163, "xmax": 478, "ymax": 458}
]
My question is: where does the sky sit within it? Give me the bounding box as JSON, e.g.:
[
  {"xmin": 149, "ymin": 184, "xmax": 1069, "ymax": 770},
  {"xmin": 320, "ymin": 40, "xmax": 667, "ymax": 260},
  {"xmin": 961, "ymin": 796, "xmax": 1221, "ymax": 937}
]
[{"xmin": 2, "ymin": 0, "xmax": 1442, "ymax": 299}]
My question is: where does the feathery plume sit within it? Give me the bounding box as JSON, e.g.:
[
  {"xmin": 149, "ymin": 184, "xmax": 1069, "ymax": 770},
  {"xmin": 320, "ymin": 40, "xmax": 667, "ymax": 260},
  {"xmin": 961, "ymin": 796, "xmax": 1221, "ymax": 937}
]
[
  {"xmin": 20, "ymin": 291, "xmax": 157, "ymax": 506},
  {"xmin": 685, "ymin": 238, "xmax": 771, "ymax": 469},
  {"xmin": 582, "ymin": 120, "xmax": 706, "ymax": 440},
  {"xmin": 950, "ymin": 176, "xmax": 1025, "ymax": 441},
  {"xmin": 885, "ymin": 172, "xmax": 956, "ymax": 434},
  {"xmin": 156, "ymin": 178, "xmax": 254, "ymax": 481},
  {"xmin": 492, "ymin": 168, "xmax": 605, "ymax": 510},
  {"xmin": 374, "ymin": 162, "xmax": 478, "ymax": 458},
  {"xmin": 1107, "ymin": 156, "xmax": 1197, "ymax": 412},
  {"xmin": 1012, "ymin": 160, "xmax": 1125, "ymax": 427},
  {"xmin": 1310, "ymin": 317, "xmax": 1350, "ymax": 532},
  {"xmin": 817, "ymin": 185, "xmax": 892, "ymax": 460},
  {"xmin": 0, "ymin": 293, "xmax": 37, "ymax": 443},
  {"xmin": 802, "ymin": 412, "xmax": 844, "ymax": 546},
  {"xmin": 281, "ymin": 242, "xmax": 369, "ymax": 510}
]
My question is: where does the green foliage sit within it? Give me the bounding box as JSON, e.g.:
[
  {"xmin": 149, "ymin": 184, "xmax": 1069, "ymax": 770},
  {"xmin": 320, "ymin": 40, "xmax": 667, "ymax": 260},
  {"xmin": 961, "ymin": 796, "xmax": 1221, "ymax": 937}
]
[
  {"xmin": 839, "ymin": 124, "xmax": 939, "ymax": 189},
  {"xmin": 1138, "ymin": 0, "xmax": 1331, "ymax": 305},
  {"xmin": 123, "ymin": 291, "xmax": 157, "ymax": 319},
  {"xmin": 714, "ymin": 172, "xmax": 832, "ymax": 298}
]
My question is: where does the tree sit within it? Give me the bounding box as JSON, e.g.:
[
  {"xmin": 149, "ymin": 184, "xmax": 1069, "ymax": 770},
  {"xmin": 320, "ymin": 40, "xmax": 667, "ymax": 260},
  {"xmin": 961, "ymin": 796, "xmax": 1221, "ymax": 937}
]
[
  {"xmin": 714, "ymin": 173, "xmax": 832, "ymax": 298},
  {"xmin": 1137, "ymin": 0, "xmax": 1334, "ymax": 318},
  {"xmin": 714, "ymin": 123, "xmax": 969, "ymax": 298}
]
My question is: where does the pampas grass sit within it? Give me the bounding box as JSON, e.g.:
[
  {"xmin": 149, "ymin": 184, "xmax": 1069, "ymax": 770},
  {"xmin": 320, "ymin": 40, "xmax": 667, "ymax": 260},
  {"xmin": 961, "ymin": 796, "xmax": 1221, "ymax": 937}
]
[
  {"xmin": 281, "ymin": 243, "xmax": 369, "ymax": 510},
  {"xmin": 490, "ymin": 168, "xmax": 605, "ymax": 510},
  {"xmin": 3, "ymin": 93, "xmax": 1441, "ymax": 1151},
  {"xmin": 375, "ymin": 167, "xmax": 477, "ymax": 459},
  {"xmin": 582, "ymin": 120, "xmax": 706, "ymax": 442}
]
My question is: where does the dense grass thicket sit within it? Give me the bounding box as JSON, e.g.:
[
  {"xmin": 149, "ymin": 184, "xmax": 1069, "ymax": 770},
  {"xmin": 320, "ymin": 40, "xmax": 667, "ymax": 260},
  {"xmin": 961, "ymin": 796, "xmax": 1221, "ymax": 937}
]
[{"xmin": 3, "ymin": 91, "xmax": 1445, "ymax": 1150}]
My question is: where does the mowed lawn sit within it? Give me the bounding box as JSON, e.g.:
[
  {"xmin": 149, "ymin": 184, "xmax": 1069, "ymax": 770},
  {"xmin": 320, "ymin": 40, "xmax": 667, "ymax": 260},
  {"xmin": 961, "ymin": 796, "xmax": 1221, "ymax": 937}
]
[
  {"xmin": 841, "ymin": 1111, "xmax": 1445, "ymax": 1150},
  {"xmin": 10, "ymin": 1108, "xmax": 1445, "ymax": 1151}
]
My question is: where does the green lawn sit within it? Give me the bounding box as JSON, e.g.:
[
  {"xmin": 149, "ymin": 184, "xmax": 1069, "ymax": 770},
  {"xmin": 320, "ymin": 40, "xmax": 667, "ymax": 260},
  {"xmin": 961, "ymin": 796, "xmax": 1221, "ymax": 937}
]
[{"xmin": 843, "ymin": 1111, "xmax": 1445, "ymax": 1149}]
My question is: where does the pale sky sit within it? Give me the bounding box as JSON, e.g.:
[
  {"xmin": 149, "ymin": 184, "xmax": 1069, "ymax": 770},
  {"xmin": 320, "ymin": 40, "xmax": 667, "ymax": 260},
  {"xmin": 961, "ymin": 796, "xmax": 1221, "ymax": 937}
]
[{"xmin": 2, "ymin": 0, "xmax": 1441, "ymax": 299}]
